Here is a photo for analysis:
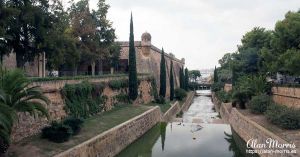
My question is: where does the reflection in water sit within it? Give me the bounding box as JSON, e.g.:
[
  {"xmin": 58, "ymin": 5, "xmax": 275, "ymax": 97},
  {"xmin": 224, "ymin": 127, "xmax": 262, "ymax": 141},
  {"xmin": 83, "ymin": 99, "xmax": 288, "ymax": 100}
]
[
  {"xmin": 117, "ymin": 93, "xmax": 258, "ymax": 157},
  {"xmin": 224, "ymin": 131, "xmax": 244, "ymax": 157},
  {"xmin": 117, "ymin": 123, "xmax": 252, "ymax": 157},
  {"xmin": 160, "ymin": 122, "xmax": 167, "ymax": 151},
  {"xmin": 225, "ymin": 129, "xmax": 259, "ymax": 157}
]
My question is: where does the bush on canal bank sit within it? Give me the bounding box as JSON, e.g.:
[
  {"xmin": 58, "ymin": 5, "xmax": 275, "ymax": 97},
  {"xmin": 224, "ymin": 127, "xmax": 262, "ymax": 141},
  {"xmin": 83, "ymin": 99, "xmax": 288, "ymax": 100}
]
[
  {"xmin": 265, "ymin": 104, "xmax": 300, "ymax": 130},
  {"xmin": 41, "ymin": 117, "xmax": 84, "ymax": 143},
  {"xmin": 216, "ymin": 90, "xmax": 232, "ymax": 103},
  {"xmin": 175, "ymin": 88, "xmax": 187, "ymax": 101},
  {"xmin": 249, "ymin": 94, "xmax": 273, "ymax": 114}
]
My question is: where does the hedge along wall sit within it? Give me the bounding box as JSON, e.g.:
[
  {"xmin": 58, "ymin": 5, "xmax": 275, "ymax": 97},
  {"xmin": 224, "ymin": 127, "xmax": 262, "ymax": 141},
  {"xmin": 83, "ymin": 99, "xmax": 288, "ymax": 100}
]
[
  {"xmin": 272, "ymin": 86, "xmax": 300, "ymax": 108},
  {"xmin": 11, "ymin": 75, "xmax": 154, "ymax": 142}
]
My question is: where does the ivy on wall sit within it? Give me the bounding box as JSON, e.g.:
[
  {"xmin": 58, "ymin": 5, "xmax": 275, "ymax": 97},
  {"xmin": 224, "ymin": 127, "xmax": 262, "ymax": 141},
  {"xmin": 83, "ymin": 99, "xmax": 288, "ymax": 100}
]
[{"xmin": 62, "ymin": 81, "xmax": 106, "ymax": 118}]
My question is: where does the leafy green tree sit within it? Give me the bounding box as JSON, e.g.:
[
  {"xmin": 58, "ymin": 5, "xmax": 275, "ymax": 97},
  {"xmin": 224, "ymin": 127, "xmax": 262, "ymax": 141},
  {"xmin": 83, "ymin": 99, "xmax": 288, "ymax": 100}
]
[
  {"xmin": 159, "ymin": 48, "xmax": 166, "ymax": 97},
  {"xmin": 0, "ymin": 68, "xmax": 49, "ymax": 153},
  {"xmin": 189, "ymin": 70, "xmax": 201, "ymax": 82},
  {"xmin": 69, "ymin": 0, "xmax": 116, "ymax": 75},
  {"xmin": 184, "ymin": 68, "xmax": 189, "ymax": 90},
  {"xmin": 2, "ymin": 0, "xmax": 53, "ymax": 68},
  {"xmin": 169, "ymin": 61, "xmax": 174, "ymax": 101},
  {"xmin": 108, "ymin": 43, "xmax": 121, "ymax": 74},
  {"xmin": 45, "ymin": 0, "xmax": 80, "ymax": 72},
  {"xmin": 128, "ymin": 13, "xmax": 138, "ymax": 100},
  {"xmin": 271, "ymin": 11, "xmax": 300, "ymax": 76}
]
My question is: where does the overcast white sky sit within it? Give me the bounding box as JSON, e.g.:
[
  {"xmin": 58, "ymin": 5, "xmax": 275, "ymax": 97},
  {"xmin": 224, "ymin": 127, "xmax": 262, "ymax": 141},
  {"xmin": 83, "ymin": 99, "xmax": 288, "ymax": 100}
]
[{"xmin": 88, "ymin": 0, "xmax": 300, "ymax": 70}]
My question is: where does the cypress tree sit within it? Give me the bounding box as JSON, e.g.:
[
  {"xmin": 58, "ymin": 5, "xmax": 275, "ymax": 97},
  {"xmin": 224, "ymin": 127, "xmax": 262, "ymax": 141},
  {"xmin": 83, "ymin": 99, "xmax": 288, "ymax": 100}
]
[
  {"xmin": 184, "ymin": 68, "xmax": 189, "ymax": 90},
  {"xmin": 179, "ymin": 67, "xmax": 185, "ymax": 89},
  {"xmin": 214, "ymin": 66, "xmax": 218, "ymax": 83},
  {"xmin": 128, "ymin": 13, "xmax": 138, "ymax": 100},
  {"xmin": 159, "ymin": 48, "xmax": 166, "ymax": 97},
  {"xmin": 169, "ymin": 61, "xmax": 174, "ymax": 101}
]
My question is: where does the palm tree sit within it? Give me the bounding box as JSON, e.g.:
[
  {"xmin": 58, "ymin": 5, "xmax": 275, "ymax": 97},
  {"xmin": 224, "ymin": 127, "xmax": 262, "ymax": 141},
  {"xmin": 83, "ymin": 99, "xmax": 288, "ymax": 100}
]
[{"xmin": 0, "ymin": 68, "xmax": 49, "ymax": 154}]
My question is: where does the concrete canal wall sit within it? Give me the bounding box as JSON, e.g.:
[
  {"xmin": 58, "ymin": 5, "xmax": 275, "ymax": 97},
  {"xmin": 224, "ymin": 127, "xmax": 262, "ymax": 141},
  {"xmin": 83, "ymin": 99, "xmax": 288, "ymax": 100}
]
[
  {"xmin": 55, "ymin": 107, "xmax": 161, "ymax": 157},
  {"xmin": 212, "ymin": 94, "xmax": 298, "ymax": 157}
]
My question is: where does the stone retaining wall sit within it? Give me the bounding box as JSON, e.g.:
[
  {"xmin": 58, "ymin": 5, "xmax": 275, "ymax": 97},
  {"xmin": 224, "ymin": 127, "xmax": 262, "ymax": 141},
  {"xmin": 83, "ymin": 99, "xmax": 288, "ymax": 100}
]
[
  {"xmin": 212, "ymin": 94, "xmax": 298, "ymax": 157},
  {"xmin": 230, "ymin": 108, "xmax": 298, "ymax": 157},
  {"xmin": 55, "ymin": 107, "xmax": 161, "ymax": 157},
  {"xmin": 272, "ymin": 87, "xmax": 300, "ymax": 108},
  {"xmin": 11, "ymin": 76, "xmax": 153, "ymax": 142},
  {"xmin": 162, "ymin": 101, "xmax": 181, "ymax": 122},
  {"xmin": 181, "ymin": 91, "xmax": 195, "ymax": 112}
]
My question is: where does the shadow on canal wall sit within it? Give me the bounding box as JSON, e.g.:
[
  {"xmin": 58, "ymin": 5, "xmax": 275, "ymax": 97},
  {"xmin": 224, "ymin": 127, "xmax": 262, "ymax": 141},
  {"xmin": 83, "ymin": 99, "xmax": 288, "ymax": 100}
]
[{"xmin": 212, "ymin": 93, "xmax": 299, "ymax": 157}]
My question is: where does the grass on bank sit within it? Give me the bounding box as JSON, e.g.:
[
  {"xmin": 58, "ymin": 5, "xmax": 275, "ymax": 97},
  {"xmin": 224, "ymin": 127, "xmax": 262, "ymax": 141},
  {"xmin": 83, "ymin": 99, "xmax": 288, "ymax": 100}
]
[
  {"xmin": 9, "ymin": 105, "xmax": 152, "ymax": 157},
  {"xmin": 148, "ymin": 101, "xmax": 174, "ymax": 113}
]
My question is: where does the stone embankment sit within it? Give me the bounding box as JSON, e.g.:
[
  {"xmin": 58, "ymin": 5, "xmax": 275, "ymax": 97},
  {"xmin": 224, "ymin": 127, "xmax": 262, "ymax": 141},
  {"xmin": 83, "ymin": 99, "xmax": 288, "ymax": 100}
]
[
  {"xmin": 55, "ymin": 92, "xmax": 195, "ymax": 157},
  {"xmin": 212, "ymin": 94, "xmax": 299, "ymax": 157},
  {"xmin": 55, "ymin": 107, "xmax": 161, "ymax": 157},
  {"xmin": 162, "ymin": 91, "xmax": 195, "ymax": 121}
]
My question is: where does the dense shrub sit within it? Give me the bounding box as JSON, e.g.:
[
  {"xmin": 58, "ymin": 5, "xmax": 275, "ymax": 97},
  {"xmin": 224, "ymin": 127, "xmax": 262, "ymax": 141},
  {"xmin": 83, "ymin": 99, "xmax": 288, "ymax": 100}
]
[
  {"xmin": 108, "ymin": 79, "xmax": 128, "ymax": 90},
  {"xmin": 62, "ymin": 81, "xmax": 104, "ymax": 118},
  {"xmin": 115, "ymin": 93, "xmax": 130, "ymax": 104},
  {"xmin": 265, "ymin": 104, "xmax": 300, "ymax": 130},
  {"xmin": 216, "ymin": 90, "xmax": 231, "ymax": 103},
  {"xmin": 211, "ymin": 82, "xmax": 224, "ymax": 92},
  {"xmin": 156, "ymin": 96, "xmax": 166, "ymax": 104},
  {"xmin": 63, "ymin": 117, "xmax": 84, "ymax": 135},
  {"xmin": 249, "ymin": 94, "xmax": 273, "ymax": 114},
  {"xmin": 232, "ymin": 90, "xmax": 250, "ymax": 109},
  {"xmin": 0, "ymin": 137, "xmax": 9, "ymax": 154},
  {"xmin": 42, "ymin": 122, "xmax": 73, "ymax": 143},
  {"xmin": 175, "ymin": 88, "xmax": 187, "ymax": 101}
]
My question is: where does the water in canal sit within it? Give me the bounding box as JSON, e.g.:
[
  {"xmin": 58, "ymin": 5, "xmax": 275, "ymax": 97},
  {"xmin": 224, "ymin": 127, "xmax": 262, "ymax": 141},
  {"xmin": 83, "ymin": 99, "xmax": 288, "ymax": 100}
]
[{"xmin": 117, "ymin": 90, "xmax": 257, "ymax": 157}]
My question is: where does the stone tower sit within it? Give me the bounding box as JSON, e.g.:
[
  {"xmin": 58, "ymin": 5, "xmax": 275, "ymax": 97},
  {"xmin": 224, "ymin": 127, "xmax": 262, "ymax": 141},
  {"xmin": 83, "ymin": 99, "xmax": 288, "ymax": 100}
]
[{"xmin": 141, "ymin": 32, "xmax": 151, "ymax": 57}]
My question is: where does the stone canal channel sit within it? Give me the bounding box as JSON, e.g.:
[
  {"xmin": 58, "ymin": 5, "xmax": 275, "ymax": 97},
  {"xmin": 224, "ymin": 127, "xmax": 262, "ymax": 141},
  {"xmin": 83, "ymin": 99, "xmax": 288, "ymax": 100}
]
[{"xmin": 116, "ymin": 90, "xmax": 258, "ymax": 157}]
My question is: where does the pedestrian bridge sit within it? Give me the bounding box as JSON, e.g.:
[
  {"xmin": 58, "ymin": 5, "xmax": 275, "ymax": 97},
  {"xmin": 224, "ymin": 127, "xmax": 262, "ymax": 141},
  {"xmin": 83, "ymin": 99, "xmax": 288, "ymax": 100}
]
[{"xmin": 195, "ymin": 89, "xmax": 212, "ymax": 96}]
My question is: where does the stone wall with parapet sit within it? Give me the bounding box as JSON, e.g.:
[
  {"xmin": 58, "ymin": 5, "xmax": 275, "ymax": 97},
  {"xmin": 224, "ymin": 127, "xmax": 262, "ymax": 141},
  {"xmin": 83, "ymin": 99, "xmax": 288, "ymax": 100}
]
[
  {"xmin": 212, "ymin": 94, "xmax": 298, "ymax": 157},
  {"xmin": 11, "ymin": 76, "xmax": 153, "ymax": 142},
  {"xmin": 272, "ymin": 86, "xmax": 300, "ymax": 108},
  {"xmin": 54, "ymin": 107, "xmax": 161, "ymax": 157}
]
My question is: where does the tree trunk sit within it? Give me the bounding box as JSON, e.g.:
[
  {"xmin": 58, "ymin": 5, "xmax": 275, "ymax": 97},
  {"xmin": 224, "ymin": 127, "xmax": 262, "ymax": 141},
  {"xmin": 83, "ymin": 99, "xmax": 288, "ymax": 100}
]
[
  {"xmin": 91, "ymin": 61, "xmax": 95, "ymax": 76},
  {"xmin": 16, "ymin": 53, "xmax": 25, "ymax": 69},
  {"xmin": 110, "ymin": 67, "xmax": 114, "ymax": 74}
]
